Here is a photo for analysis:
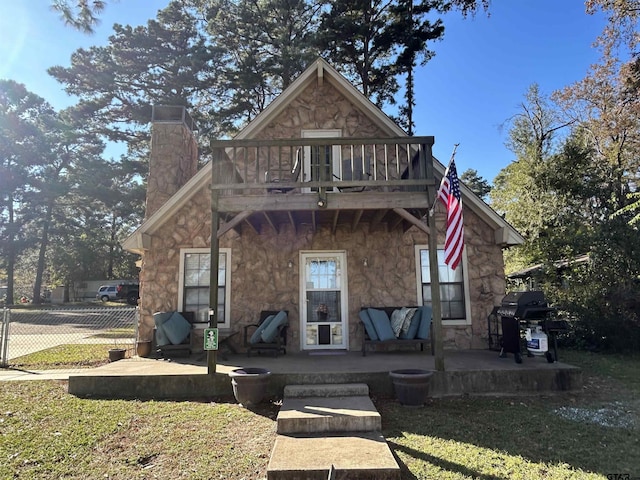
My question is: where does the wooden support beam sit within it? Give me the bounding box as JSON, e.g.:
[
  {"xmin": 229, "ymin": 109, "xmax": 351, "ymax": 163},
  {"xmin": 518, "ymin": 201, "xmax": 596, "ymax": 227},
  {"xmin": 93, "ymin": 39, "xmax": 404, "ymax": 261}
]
[
  {"xmin": 311, "ymin": 210, "xmax": 317, "ymax": 232},
  {"xmin": 218, "ymin": 192, "xmax": 431, "ymax": 212},
  {"xmin": 243, "ymin": 217, "xmax": 259, "ymax": 235},
  {"xmin": 263, "ymin": 212, "xmax": 278, "ymax": 234},
  {"xmin": 287, "ymin": 211, "xmax": 297, "ymax": 234},
  {"xmin": 209, "ymin": 163, "xmax": 221, "ymax": 375},
  {"xmin": 392, "ymin": 208, "xmax": 430, "ymax": 235},
  {"xmin": 217, "ymin": 211, "xmax": 253, "ymax": 238},
  {"xmin": 424, "ymin": 141, "xmax": 445, "ymax": 372},
  {"xmin": 351, "ymin": 209, "xmax": 363, "ymax": 232},
  {"xmin": 331, "ymin": 210, "xmax": 340, "ymax": 235}
]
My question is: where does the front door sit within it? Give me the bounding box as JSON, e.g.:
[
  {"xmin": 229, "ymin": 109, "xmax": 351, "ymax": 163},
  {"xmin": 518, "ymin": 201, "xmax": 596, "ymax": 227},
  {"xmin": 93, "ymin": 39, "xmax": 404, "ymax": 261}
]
[{"xmin": 300, "ymin": 251, "xmax": 348, "ymax": 350}]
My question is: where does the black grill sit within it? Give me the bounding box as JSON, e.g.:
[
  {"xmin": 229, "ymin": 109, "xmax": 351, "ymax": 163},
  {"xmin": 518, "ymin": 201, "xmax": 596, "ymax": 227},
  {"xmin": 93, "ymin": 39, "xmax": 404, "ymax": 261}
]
[
  {"xmin": 497, "ymin": 291, "xmax": 555, "ymax": 320},
  {"xmin": 488, "ymin": 291, "xmax": 567, "ymax": 363}
]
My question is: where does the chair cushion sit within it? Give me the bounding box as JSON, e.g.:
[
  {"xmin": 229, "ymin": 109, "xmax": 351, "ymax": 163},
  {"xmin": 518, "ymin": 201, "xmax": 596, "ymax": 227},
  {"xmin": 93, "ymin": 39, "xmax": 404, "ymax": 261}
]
[
  {"xmin": 250, "ymin": 315, "xmax": 274, "ymax": 344},
  {"xmin": 400, "ymin": 308, "xmax": 422, "ymax": 340},
  {"xmin": 155, "ymin": 326, "xmax": 170, "ymax": 347},
  {"xmin": 153, "ymin": 311, "xmax": 174, "ymax": 346},
  {"xmin": 367, "ymin": 308, "xmax": 395, "ymax": 341},
  {"xmin": 153, "ymin": 311, "xmax": 173, "ymax": 328},
  {"xmin": 358, "ymin": 310, "xmax": 379, "ymax": 341},
  {"xmin": 261, "ymin": 310, "xmax": 288, "ymax": 343},
  {"xmin": 416, "ymin": 306, "xmax": 433, "ymax": 340},
  {"xmin": 163, "ymin": 311, "xmax": 192, "ymax": 345}
]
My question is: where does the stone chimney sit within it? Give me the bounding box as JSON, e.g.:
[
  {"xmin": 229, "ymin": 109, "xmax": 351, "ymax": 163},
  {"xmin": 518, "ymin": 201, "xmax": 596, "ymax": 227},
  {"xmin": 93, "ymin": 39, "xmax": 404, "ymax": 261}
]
[{"xmin": 146, "ymin": 105, "xmax": 198, "ymax": 219}]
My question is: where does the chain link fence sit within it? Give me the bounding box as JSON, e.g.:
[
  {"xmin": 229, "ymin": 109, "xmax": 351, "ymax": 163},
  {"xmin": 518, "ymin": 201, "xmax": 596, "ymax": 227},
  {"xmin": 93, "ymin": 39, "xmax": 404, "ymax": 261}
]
[{"xmin": 0, "ymin": 306, "xmax": 138, "ymax": 371}]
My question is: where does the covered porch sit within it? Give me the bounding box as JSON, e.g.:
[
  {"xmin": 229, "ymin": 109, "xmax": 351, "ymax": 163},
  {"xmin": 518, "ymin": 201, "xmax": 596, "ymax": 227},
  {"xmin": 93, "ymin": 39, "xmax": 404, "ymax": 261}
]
[
  {"xmin": 204, "ymin": 135, "xmax": 451, "ymax": 370},
  {"xmin": 66, "ymin": 349, "xmax": 582, "ymax": 400}
]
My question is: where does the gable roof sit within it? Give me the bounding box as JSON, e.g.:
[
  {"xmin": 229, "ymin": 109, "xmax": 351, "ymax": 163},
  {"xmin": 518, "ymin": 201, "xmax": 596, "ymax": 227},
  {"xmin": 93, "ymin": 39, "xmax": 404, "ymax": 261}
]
[{"xmin": 123, "ymin": 58, "xmax": 523, "ymax": 253}]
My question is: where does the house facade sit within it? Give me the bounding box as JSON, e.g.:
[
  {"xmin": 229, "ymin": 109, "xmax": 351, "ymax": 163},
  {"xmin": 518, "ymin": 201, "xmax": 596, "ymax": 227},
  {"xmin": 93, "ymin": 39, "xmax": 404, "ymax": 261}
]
[{"xmin": 123, "ymin": 58, "xmax": 523, "ymax": 354}]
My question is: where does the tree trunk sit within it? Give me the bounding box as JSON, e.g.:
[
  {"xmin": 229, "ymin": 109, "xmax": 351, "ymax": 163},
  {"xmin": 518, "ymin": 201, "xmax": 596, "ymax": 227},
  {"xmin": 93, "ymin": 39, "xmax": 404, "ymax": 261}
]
[
  {"xmin": 6, "ymin": 195, "xmax": 16, "ymax": 305},
  {"xmin": 32, "ymin": 201, "xmax": 53, "ymax": 305}
]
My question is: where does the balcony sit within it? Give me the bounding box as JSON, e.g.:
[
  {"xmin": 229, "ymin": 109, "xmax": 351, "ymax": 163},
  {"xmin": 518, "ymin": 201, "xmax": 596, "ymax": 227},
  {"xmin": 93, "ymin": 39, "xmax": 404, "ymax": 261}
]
[{"xmin": 209, "ymin": 136, "xmax": 436, "ymax": 234}]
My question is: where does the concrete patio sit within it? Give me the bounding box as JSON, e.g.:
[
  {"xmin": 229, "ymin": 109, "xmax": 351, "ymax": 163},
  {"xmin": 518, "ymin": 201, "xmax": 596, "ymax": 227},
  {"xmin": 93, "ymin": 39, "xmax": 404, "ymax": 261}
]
[{"xmin": 62, "ymin": 349, "xmax": 582, "ymax": 400}]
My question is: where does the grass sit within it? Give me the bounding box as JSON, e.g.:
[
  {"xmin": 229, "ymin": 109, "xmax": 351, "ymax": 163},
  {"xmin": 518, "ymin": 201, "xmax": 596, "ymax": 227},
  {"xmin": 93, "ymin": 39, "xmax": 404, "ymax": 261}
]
[
  {"xmin": 9, "ymin": 328, "xmax": 136, "ymax": 370},
  {"xmin": 9, "ymin": 344, "xmax": 131, "ymax": 370},
  {"xmin": 1, "ymin": 349, "xmax": 638, "ymax": 479}
]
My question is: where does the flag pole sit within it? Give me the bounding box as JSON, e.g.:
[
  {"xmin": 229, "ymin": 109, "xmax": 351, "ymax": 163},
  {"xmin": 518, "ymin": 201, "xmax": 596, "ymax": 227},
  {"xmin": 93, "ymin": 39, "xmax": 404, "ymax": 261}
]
[{"xmin": 429, "ymin": 143, "xmax": 460, "ymax": 217}]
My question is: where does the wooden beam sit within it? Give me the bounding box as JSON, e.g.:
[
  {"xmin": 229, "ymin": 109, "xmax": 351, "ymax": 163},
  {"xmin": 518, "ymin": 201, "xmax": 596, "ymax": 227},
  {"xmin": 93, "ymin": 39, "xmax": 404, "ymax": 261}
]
[
  {"xmin": 212, "ymin": 178, "xmax": 435, "ymax": 192},
  {"xmin": 425, "ymin": 141, "xmax": 445, "ymax": 372},
  {"xmin": 331, "ymin": 210, "xmax": 340, "ymax": 235},
  {"xmin": 263, "ymin": 212, "xmax": 278, "ymax": 234},
  {"xmin": 217, "ymin": 211, "xmax": 253, "ymax": 238},
  {"xmin": 209, "ymin": 166, "xmax": 220, "ymax": 374},
  {"xmin": 218, "ymin": 192, "xmax": 431, "ymax": 212},
  {"xmin": 311, "ymin": 210, "xmax": 317, "ymax": 232},
  {"xmin": 392, "ymin": 208, "xmax": 430, "ymax": 235},
  {"xmin": 351, "ymin": 209, "xmax": 363, "ymax": 232},
  {"xmin": 243, "ymin": 217, "xmax": 259, "ymax": 235},
  {"xmin": 287, "ymin": 211, "xmax": 297, "ymax": 234}
]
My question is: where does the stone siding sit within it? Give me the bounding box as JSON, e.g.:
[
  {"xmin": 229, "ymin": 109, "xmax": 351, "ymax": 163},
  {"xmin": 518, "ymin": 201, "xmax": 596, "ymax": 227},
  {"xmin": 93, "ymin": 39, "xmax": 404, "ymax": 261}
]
[
  {"xmin": 257, "ymin": 82, "xmax": 386, "ymax": 139},
  {"xmin": 146, "ymin": 122, "xmax": 198, "ymax": 219},
  {"xmin": 138, "ymin": 188, "xmax": 505, "ymax": 352}
]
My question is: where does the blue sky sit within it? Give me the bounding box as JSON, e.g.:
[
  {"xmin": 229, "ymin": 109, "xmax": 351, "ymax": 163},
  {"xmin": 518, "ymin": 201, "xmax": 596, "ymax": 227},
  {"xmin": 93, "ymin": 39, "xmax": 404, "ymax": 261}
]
[{"xmin": 0, "ymin": 0, "xmax": 607, "ymax": 183}]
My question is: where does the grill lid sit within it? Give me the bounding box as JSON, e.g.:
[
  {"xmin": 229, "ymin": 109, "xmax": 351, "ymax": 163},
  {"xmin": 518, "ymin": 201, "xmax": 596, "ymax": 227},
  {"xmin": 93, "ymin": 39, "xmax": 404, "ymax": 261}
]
[{"xmin": 499, "ymin": 291, "xmax": 554, "ymax": 319}]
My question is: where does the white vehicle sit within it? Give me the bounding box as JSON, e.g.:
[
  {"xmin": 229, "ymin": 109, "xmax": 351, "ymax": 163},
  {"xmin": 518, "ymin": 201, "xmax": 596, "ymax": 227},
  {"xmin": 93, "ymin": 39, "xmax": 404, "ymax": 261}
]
[{"xmin": 96, "ymin": 285, "xmax": 118, "ymax": 302}]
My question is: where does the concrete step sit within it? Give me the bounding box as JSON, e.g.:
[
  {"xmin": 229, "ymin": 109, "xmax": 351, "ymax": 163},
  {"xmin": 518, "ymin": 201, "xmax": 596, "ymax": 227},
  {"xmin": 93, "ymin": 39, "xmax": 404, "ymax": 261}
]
[
  {"xmin": 284, "ymin": 383, "xmax": 369, "ymax": 398},
  {"xmin": 277, "ymin": 395, "xmax": 381, "ymax": 434},
  {"xmin": 267, "ymin": 432, "xmax": 401, "ymax": 480}
]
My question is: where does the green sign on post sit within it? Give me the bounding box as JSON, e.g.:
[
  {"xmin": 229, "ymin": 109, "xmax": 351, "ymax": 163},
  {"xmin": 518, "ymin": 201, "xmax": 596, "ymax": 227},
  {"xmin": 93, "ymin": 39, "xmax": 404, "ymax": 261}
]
[{"xmin": 204, "ymin": 328, "xmax": 219, "ymax": 350}]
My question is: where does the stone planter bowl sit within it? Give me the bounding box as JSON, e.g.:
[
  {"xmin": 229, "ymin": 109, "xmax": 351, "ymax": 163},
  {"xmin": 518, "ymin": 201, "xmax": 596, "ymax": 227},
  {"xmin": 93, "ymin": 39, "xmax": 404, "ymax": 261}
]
[
  {"xmin": 136, "ymin": 341, "xmax": 152, "ymax": 358},
  {"xmin": 389, "ymin": 369, "xmax": 434, "ymax": 406},
  {"xmin": 228, "ymin": 367, "xmax": 272, "ymax": 407},
  {"xmin": 108, "ymin": 348, "xmax": 126, "ymax": 362}
]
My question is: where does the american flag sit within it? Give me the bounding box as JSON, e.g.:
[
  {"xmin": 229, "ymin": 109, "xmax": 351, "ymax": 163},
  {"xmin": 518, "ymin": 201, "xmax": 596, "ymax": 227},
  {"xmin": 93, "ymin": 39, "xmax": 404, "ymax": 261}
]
[{"xmin": 437, "ymin": 159, "xmax": 464, "ymax": 270}]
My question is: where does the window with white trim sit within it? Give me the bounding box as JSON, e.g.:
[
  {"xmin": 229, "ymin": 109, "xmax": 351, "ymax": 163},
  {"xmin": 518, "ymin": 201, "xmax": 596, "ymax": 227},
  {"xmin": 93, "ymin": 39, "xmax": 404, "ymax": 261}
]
[
  {"xmin": 415, "ymin": 245, "xmax": 471, "ymax": 325},
  {"xmin": 179, "ymin": 248, "xmax": 231, "ymax": 328}
]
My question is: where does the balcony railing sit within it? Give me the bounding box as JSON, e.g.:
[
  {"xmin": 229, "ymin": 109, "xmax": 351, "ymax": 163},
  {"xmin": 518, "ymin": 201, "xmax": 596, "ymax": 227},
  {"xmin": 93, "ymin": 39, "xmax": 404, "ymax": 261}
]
[{"xmin": 209, "ymin": 136, "xmax": 435, "ymax": 194}]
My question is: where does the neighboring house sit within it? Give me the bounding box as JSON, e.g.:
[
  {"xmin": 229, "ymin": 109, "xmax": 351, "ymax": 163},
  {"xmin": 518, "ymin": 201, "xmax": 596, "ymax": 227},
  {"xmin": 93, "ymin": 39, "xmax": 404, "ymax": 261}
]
[
  {"xmin": 123, "ymin": 58, "xmax": 523, "ymax": 354},
  {"xmin": 507, "ymin": 254, "xmax": 590, "ymax": 291}
]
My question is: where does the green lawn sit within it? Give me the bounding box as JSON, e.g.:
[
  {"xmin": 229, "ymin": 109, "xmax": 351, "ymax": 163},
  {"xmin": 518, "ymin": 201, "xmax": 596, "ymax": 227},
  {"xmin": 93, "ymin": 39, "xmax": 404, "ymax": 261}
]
[{"xmin": 1, "ymin": 349, "xmax": 638, "ymax": 479}]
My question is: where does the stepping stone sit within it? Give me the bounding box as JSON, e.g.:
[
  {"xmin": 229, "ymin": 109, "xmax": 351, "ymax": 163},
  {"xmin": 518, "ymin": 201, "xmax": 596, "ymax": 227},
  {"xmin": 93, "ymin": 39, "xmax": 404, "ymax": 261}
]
[
  {"xmin": 267, "ymin": 432, "xmax": 401, "ymax": 480},
  {"xmin": 277, "ymin": 395, "xmax": 381, "ymax": 434},
  {"xmin": 284, "ymin": 383, "xmax": 369, "ymax": 398}
]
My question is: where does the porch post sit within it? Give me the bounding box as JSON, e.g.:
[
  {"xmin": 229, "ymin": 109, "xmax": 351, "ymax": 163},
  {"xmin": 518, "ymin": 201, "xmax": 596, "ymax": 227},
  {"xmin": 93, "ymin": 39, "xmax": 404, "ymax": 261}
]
[
  {"xmin": 208, "ymin": 149, "xmax": 221, "ymax": 375},
  {"xmin": 423, "ymin": 142, "xmax": 445, "ymax": 372}
]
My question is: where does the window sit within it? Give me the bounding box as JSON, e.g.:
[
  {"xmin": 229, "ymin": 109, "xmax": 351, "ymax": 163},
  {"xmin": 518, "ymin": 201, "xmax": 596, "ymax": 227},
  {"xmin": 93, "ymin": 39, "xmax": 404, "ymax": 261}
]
[
  {"xmin": 178, "ymin": 248, "xmax": 231, "ymax": 328},
  {"xmin": 415, "ymin": 246, "xmax": 471, "ymax": 325}
]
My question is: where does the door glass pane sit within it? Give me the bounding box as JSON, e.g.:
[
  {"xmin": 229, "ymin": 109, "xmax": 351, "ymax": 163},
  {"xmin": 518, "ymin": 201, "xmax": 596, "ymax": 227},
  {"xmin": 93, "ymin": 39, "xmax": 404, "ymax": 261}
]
[
  {"xmin": 306, "ymin": 324, "xmax": 318, "ymax": 345},
  {"xmin": 305, "ymin": 259, "xmax": 339, "ymax": 289},
  {"xmin": 332, "ymin": 324, "xmax": 343, "ymax": 345},
  {"xmin": 306, "ymin": 291, "xmax": 341, "ymax": 323}
]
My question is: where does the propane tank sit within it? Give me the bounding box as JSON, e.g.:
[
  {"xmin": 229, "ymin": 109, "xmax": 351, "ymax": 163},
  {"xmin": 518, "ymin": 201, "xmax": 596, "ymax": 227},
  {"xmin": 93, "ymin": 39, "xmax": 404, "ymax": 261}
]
[{"xmin": 525, "ymin": 326, "xmax": 548, "ymax": 356}]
